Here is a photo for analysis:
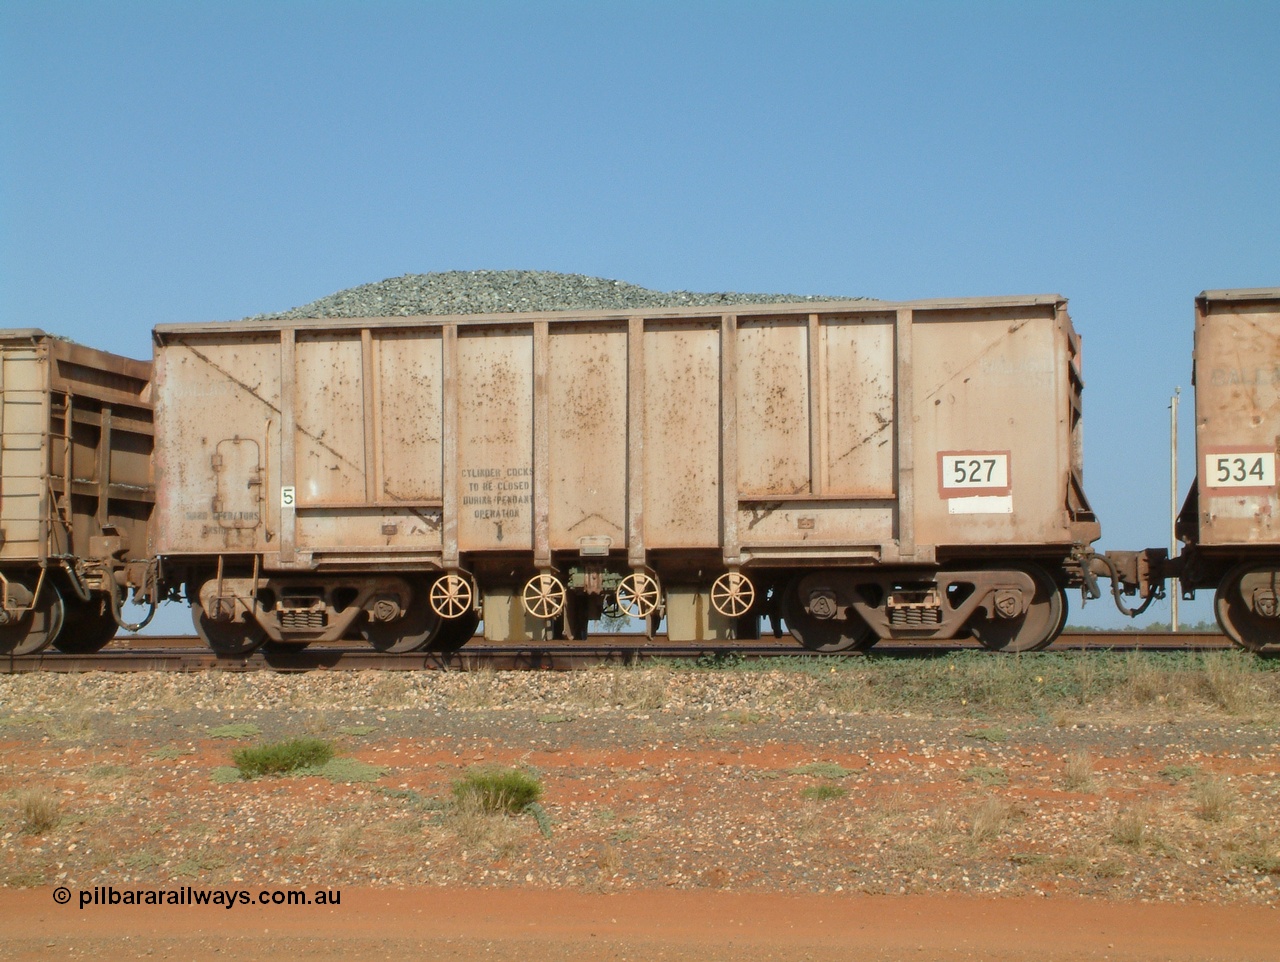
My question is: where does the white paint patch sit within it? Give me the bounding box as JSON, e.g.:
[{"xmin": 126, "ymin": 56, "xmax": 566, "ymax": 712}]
[{"xmin": 947, "ymin": 495, "xmax": 1013, "ymax": 515}]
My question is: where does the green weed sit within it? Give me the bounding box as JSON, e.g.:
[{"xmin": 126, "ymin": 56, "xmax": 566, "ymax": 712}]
[
  {"xmin": 303, "ymin": 757, "xmax": 387, "ymax": 783},
  {"xmin": 801, "ymin": 784, "xmax": 846, "ymax": 801},
  {"xmin": 232, "ymin": 738, "xmax": 334, "ymax": 778},
  {"xmin": 452, "ymin": 766, "xmax": 543, "ymax": 815},
  {"xmin": 148, "ymin": 746, "xmax": 192, "ymax": 760},
  {"xmin": 208, "ymin": 723, "xmax": 262, "ymax": 739},
  {"xmin": 963, "ymin": 766, "xmax": 1008, "ymax": 787},
  {"xmin": 967, "ymin": 726, "xmax": 1009, "ymax": 743},
  {"xmin": 791, "ymin": 762, "xmax": 852, "ymax": 779}
]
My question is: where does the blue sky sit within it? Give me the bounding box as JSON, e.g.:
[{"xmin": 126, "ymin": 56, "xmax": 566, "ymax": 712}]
[{"xmin": 3, "ymin": 1, "xmax": 1277, "ymax": 631}]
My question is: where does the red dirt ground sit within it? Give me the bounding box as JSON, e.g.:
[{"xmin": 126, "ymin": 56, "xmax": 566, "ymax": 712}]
[{"xmin": 1, "ymin": 887, "xmax": 1278, "ymax": 961}]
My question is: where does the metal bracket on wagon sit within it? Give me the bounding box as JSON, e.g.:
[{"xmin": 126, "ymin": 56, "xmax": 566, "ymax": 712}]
[{"xmin": 0, "ymin": 573, "xmax": 35, "ymax": 625}]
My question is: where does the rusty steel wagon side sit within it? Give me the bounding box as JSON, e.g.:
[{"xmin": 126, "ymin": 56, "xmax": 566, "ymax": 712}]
[
  {"xmin": 152, "ymin": 294, "xmax": 1100, "ymax": 655},
  {"xmin": 1172, "ymin": 288, "xmax": 1280, "ymax": 650},
  {"xmin": 0, "ymin": 330, "xmax": 154, "ymax": 654}
]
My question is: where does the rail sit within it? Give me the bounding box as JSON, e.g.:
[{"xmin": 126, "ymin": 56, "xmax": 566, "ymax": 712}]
[{"xmin": 0, "ymin": 631, "xmax": 1239, "ymax": 673}]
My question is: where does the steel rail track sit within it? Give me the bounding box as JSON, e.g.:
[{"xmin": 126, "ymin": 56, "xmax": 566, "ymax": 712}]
[{"xmin": 0, "ymin": 631, "xmax": 1239, "ymax": 673}]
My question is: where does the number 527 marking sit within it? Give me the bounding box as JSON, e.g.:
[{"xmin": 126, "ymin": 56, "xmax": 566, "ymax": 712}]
[{"xmin": 938, "ymin": 452, "xmax": 1011, "ymax": 497}]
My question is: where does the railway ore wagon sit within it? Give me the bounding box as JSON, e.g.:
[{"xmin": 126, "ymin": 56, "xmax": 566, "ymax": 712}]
[
  {"xmin": 1175, "ymin": 288, "xmax": 1280, "ymax": 650},
  {"xmin": 152, "ymin": 294, "xmax": 1100, "ymax": 655},
  {"xmin": 0, "ymin": 330, "xmax": 153, "ymax": 654}
]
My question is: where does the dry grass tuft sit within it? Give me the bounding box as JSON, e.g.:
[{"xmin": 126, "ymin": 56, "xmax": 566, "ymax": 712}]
[
  {"xmin": 1110, "ymin": 805, "xmax": 1159, "ymax": 849},
  {"xmin": 366, "ymin": 672, "xmax": 412, "ymax": 705},
  {"xmin": 1197, "ymin": 655, "xmax": 1261, "ymax": 715},
  {"xmin": 570, "ymin": 666, "xmax": 668, "ymax": 710},
  {"xmin": 1223, "ymin": 826, "xmax": 1280, "ymax": 875},
  {"xmin": 609, "ymin": 666, "xmax": 667, "ymax": 710},
  {"xmin": 880, "ymin": 837, "xmax": 938, "ymax": 876},
  {"xmin": 17, "ymin": 791, "xmax": 61, "ymax": 835},
  {"xmin": 596, "ymin": 842, "xmax": 623, "ymax": 876},
  {"xmin": 1191, "ymin": 776, "xmax": 1235, "ymax": 823},
  {"xmin": 451, "ymin": 668, "xmax": 499, "ymax": 709},
  {"xmin": 449, "ymin": 795, "xmax": 527, "ymax": 857},
  {"xmin": 968, "ymin": 796, "xmax": 1012, "ymax": 844},
  {"xmin": 1061, "ymin": 751, "xmax": 1096, "ymax": 792}
]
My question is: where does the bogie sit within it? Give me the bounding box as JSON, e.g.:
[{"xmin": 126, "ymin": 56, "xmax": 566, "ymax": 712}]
[{"xmin": 1213, "ymin": 564, "xmax": 1280, "ymax": 652}]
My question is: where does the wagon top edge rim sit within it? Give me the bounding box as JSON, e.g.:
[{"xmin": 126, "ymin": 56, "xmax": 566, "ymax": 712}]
[
  {"xmin": 1197, "ymin": 287, "xmax": 1280, "ymax": 304},
  {"xmin": 152, "ymin": 293, "xmax": 1071, "ymax": 338}
]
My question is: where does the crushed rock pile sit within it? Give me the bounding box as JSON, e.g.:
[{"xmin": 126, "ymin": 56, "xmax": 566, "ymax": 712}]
[{"xmin": 247, "ymin": 269, "xmax": 859, "ymax": 319}]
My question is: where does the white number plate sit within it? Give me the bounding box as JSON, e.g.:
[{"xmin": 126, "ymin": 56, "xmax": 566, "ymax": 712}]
[
  {"xmin": 1204, "ymin": 451, "xmax": 1276, "ymax": 491},
  {"xmin": 281, "ymin": 485, "xmax": 296, "ymax": 507},
  {"xmin": 938, "ymin": 452, "xmax": 1011, "ymax": 496}
]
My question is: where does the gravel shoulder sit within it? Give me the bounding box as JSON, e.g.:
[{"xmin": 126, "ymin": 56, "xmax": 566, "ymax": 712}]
[{"xmin": 0, "ymin": 658, "xmax": 1278, "ymax": 959}]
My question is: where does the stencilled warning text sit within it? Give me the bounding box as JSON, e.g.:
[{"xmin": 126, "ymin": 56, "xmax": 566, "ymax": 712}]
[{"xmin": 462, "ymin": 466, "xmax": 531, "ymax": 520}]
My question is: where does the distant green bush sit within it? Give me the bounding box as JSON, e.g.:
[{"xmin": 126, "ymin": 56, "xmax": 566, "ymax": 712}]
[
  {"xmin": 232, "ymin": 738, "xmax": 334, "ymax": 778},
  {"xmin": 801, "ymin": 784, "xmax": 846, "ymax": 801},
  {"xmin": 209, "ymin": 723, "xmax": 262, "ymax": 739},
  {"xmin": 452, "ymin": 767, "xmax": 543, "ymax": 815}
]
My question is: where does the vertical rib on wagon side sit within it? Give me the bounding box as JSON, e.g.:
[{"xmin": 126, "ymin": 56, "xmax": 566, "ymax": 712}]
[{"xmin": 152, "ymin": 295, "xmax": 1100, "ymax": 654}]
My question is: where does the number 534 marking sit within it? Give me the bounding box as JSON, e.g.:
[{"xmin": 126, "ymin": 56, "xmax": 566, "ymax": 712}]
[{"xmin": 1204, "ymin": 451, "xmax": 1276, "ymax": 491}]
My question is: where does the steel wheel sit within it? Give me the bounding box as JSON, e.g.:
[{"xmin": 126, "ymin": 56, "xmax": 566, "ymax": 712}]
[
  {"xmin": 711, "ymin": 572, "xmax": 755, "ymax": 618},
  {"xmin": 782, "ymin": 577, "xmax": 876, "ymax": 653},
  {"xmin": 522, "ymin": 573, "xmax": 566, "ymax": 620},
  {"xmin": 968, "ymin": 564, "xmax": 1066, "ymax": 653},
  {"xmin": 615, "ymin": 572, "xmax": 660, "ymax": 619},
  {"xmin": 0, "ymin": 580, "xmax": 65, "ymax": 656},
  {"xmin": 190, "ymin": 593, "xmax": 265, "ymax": 656},
  {"xmin": 362, "ymin": 583, "xmax": 443, "ymax": 653},
  {"xmin": 1214, "ymin": 564, "xmax": 1278, "ymax": 652},
  {"xmin": 427, "ymin": 609, "xmax": 479, "ymax": 652},
  {"xmin": 52, "ymin": 595, "xmax": 118, "ymax": 654},
  {"xmin": 429, "ymin": 573, "xmax": 475, "ymax": 620}
]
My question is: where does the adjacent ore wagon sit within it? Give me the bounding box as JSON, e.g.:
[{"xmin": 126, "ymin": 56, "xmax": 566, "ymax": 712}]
[
  {"xmin": 152, "ymin": 294, "xmax": 1100, "ymax": 655},
  {"xmin": 1174, "ymin": 288, "xmax": 1280, "ymax": 650},
  {"xmin": 0, "ymin": 330, "xmax": 154, "ymax": 654}
]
